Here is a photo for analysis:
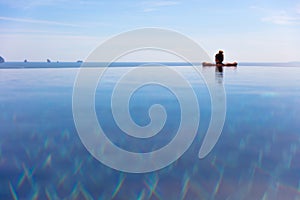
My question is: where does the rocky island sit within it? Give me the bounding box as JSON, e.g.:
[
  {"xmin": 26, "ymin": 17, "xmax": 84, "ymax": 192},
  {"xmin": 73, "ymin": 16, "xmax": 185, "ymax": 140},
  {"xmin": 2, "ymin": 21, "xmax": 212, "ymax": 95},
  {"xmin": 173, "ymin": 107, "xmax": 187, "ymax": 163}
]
[{"xmin": 0, "ymin": 56, "xmax": 5, "ymax": 63}]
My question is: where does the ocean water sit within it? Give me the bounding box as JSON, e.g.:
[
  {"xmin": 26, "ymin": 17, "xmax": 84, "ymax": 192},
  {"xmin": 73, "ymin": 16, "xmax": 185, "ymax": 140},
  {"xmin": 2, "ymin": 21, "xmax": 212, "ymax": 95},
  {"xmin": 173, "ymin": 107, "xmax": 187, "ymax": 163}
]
[{"xmin": 0, "ymin": 63, "xmax": 300, "ymax": 199}]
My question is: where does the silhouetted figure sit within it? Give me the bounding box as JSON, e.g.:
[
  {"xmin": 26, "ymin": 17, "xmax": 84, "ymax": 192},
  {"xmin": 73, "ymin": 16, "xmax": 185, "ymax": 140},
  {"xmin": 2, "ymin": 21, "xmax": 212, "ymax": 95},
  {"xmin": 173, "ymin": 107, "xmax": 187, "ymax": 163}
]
[
  {"xmin": 215, "ymin": 50, "xmax": 224, "ymax": 66},
  {"xmin": 202, "ymin": 50, "xmax": 237, "ymax": 67}
]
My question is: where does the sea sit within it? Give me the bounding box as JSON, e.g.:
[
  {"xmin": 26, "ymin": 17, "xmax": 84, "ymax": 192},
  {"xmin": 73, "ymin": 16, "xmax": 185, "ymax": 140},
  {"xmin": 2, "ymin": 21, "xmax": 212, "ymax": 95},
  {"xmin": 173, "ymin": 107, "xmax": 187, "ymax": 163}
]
[{"xmin": 0, "ymin": 62, "xmax": 300, "ymax": 199}]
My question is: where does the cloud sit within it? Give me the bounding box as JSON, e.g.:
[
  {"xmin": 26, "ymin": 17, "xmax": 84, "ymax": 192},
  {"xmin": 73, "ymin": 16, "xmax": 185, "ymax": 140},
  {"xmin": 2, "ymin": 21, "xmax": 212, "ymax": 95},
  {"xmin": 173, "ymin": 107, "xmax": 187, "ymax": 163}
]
[
  {"xmin": 150, "ymin": 1, "xmax": 179, "ymax": 7},
  {"xmin": 0, "ymin": 0, "xmax": 64, "ymax": 9},
  {"xmin": 297, "ymin": 4, "xmax": 300, "ymax": 14},
  {"xmin": 0, "ymin": 27, "xmax": 83, "ymax": 37},
  {"xmin": 262, "ymin": 12, "xmax": 300, "ymax": 25},
  {"xmin": 0, "ymin": 0, "xmax": 103, "ymax": 10},
  {"xmin": 0, "ymin": 16, "xmax": 81, "ymax": 27},
  {"xmin": 141, "ymin": 0, "xmax": 180, "ymax": 12},
  {"xmin": 251, "ymin": 5, "xmax": 300, "ymax": 25}
]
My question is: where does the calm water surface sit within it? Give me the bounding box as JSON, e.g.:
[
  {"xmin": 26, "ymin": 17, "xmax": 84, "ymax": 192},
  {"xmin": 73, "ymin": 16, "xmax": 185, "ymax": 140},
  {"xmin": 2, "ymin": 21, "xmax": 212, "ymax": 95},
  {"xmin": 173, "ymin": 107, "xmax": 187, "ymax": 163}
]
[{"xmin": 0, "ymin": 64, "xmax": 300, "ymax": 199}]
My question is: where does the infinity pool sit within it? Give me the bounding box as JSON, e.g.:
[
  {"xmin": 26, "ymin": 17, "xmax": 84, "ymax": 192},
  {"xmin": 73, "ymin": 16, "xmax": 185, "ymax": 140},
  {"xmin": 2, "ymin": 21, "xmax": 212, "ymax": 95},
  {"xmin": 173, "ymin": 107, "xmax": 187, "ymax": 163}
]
[{"xmin": 0, "ymin": 64, "xmax": 299, "ymax": 199}]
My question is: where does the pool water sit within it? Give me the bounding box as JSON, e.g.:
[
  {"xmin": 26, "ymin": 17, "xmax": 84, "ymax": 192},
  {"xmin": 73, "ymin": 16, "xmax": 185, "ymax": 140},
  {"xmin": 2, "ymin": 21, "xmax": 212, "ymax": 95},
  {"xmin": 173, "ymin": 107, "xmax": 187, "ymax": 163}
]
[{"xmin": 0, "ymin": 65, "xmax": 300, "ymax": 199}]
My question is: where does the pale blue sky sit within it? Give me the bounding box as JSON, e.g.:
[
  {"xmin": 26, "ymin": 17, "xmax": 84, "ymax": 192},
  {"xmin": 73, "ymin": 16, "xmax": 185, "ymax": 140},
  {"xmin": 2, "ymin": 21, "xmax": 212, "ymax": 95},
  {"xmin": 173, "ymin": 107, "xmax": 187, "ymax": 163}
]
[{"xmin": 0, "ymin": 0, "xmax": 299, "ymax": 62}]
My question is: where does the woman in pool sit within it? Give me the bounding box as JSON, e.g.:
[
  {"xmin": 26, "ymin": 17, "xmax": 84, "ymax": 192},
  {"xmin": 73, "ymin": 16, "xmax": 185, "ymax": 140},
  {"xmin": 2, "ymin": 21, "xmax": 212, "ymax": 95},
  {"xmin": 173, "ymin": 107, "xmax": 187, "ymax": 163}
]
[
  {"xmin": 202, "ymin": 50, "xmax": 237, "ymax": 68},
  {"xmin": 215, "ymin": 50, "xmax": 224, "ymax": 66}
]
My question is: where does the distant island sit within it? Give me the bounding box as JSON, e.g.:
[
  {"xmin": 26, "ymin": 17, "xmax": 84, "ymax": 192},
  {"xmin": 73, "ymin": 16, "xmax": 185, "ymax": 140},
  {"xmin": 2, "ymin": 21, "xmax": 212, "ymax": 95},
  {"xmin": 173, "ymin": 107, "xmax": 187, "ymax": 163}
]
[{"xmin": 0, "ymin": 56, "xmax": 5, "ymax": 63}]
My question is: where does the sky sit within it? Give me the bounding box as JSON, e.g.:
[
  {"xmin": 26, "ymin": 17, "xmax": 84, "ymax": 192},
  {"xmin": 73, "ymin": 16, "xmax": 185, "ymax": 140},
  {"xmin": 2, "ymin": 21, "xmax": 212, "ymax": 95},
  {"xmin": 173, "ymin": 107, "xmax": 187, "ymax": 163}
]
[{"xmin": 0, "ymin": 0, "xmax": 300, "ymax": 62}]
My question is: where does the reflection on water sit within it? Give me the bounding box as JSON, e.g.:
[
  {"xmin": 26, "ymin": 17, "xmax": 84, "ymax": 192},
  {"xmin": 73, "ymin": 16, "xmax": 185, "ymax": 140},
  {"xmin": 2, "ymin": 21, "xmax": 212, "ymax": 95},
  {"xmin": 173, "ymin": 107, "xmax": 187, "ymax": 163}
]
[
  {"xmin": 215, "ymin": 67, "xmax": 223, "ymax": 84},
  {"xmin": 0, "ymin": 66, "xmax": 300, "ymax": 199}
]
